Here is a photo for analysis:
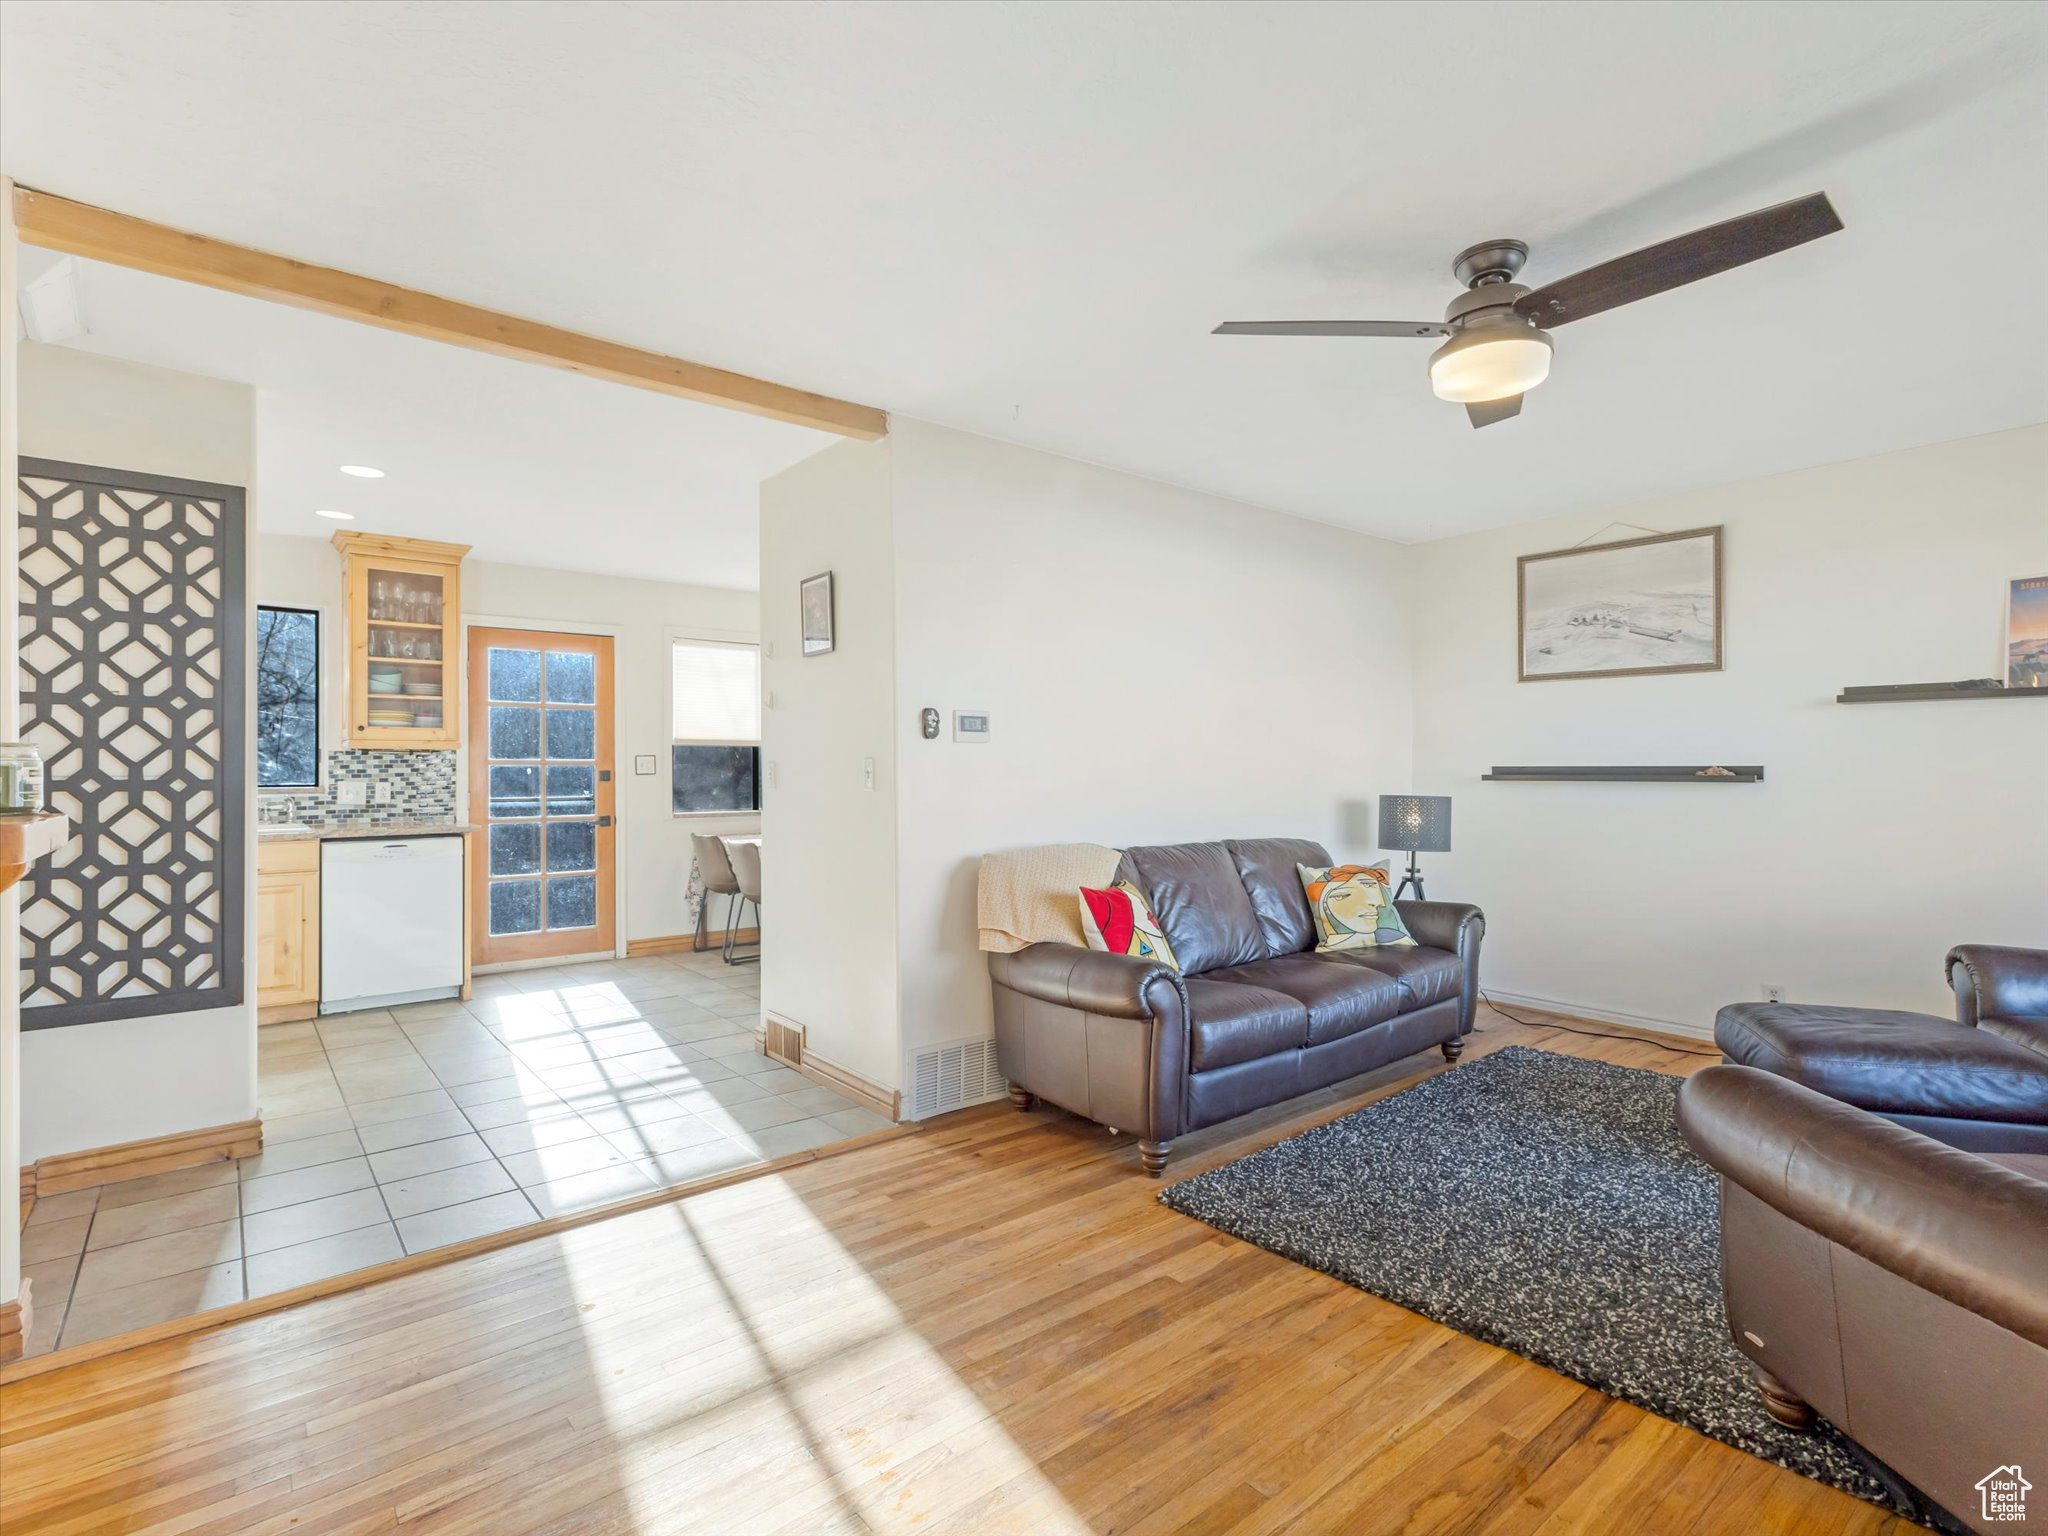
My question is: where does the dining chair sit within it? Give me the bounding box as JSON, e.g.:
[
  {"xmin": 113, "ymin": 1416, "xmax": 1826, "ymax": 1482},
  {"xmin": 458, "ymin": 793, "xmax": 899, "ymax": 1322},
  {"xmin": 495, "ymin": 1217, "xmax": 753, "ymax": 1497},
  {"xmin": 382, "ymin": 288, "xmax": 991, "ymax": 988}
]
[
  {"xmin": 724, "ymin": 839, "xmax": 762, "ymax": 965},
  {"xmin": 690, "ymin": 833, "xmax": 742, "ymax": 955}
]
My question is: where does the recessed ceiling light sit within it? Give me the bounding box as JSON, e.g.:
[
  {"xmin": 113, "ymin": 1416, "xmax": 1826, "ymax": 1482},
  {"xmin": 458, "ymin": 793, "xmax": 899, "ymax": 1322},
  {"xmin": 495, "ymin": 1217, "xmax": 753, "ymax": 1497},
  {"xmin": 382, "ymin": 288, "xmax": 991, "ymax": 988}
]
[
  {"xmin": 338, "ymin": 464, "xmax": 384, "ymax": 479},
  {"xmin": 314, "ymin": 509, "xmax": 355, "ymax": 521}
]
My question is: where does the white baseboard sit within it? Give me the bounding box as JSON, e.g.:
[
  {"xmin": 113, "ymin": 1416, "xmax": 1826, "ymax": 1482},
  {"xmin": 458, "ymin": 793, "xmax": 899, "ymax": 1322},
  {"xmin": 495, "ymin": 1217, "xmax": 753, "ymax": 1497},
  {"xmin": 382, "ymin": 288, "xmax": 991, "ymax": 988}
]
[{"xmin": 1479, "ymin": 988, "xmax": 1717, "ymax": 1044}]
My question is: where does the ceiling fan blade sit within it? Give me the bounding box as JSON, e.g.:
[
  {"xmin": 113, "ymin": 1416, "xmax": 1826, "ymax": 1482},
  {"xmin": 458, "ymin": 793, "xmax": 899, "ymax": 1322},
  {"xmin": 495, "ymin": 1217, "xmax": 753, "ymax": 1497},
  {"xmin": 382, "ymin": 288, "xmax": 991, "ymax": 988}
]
[
  {"xmin": 1514, "ymin": 192, "xmax": 1842, "ymax": 328},
  {"xmin": 1466, "ymin": 394, "xmax": 1523, "ymax": 429},
  {"xmin": 1213, "ymin": 320, "xmax": 1449, "ymax": 338}
]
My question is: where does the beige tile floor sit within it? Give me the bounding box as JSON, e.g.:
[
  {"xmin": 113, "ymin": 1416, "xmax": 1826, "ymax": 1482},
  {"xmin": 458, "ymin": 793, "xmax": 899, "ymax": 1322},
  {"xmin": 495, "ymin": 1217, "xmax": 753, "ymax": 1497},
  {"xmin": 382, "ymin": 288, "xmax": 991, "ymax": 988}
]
[{"xmin": 19, "ymin": 948, "xmax": 890, "ymax": 1357}]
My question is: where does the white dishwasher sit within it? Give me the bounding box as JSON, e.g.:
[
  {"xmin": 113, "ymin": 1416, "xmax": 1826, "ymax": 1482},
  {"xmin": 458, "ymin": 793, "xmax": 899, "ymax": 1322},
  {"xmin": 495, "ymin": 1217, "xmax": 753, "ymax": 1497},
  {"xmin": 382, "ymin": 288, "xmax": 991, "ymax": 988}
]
[{"xmin": 321, "ymin": 836, "xmax": 466, "ymax": 1013}]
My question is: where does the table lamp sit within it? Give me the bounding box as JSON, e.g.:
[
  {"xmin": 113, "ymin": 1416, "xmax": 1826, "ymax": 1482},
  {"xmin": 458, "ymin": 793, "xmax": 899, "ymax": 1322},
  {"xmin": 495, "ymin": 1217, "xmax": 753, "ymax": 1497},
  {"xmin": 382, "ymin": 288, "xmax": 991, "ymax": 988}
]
[{"xmin": 1378, "ymin": 794, "xmax": 1451, "ymax": 901}]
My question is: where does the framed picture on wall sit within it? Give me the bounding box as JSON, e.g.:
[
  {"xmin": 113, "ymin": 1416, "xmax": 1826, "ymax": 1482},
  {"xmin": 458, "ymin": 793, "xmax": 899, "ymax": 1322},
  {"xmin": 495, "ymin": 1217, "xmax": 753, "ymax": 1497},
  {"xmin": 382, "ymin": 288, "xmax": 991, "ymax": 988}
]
[
  {"xmin": 1517, "ymin": 526, "xmax": 1724, "ymax": 682},
  {"xmin": 2010, "ymin": 575, "xmax": 2048, "ymax": 689},
  {"xmin": 800, "ymin": 570, "xmax": 835, "ymax": 657}
]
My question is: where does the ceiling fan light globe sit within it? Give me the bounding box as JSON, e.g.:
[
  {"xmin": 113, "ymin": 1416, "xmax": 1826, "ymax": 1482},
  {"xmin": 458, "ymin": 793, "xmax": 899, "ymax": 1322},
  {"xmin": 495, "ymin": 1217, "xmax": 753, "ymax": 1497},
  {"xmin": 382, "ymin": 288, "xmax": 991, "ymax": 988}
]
[{"xmin": 1428, "ymin": 328, "xmax": 1552, "ymax": 403}]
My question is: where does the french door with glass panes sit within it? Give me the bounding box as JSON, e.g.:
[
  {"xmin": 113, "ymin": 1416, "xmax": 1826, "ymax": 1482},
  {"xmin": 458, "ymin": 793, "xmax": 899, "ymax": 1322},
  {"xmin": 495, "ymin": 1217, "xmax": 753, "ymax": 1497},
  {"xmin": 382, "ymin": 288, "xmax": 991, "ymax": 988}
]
[{"xmin": 467, "ymin": 628, "xmax": 616, "ymax": 964}]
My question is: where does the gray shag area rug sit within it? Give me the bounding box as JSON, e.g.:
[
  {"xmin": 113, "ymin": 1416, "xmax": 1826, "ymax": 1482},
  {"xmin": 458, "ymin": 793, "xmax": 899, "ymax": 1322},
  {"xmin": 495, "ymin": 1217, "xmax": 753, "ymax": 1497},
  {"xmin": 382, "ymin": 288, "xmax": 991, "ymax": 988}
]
[{"xmin": 1157, "ymin": 1045, "xmax": 1918, "ymax": 1523}]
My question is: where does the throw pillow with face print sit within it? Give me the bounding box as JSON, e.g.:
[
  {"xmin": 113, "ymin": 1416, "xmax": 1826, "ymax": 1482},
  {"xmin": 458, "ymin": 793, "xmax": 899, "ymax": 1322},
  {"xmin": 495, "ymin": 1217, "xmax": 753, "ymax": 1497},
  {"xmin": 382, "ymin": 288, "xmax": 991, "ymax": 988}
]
[{"xmin": 1298, "ymin": 862, "xmax": 1417, "ymax": 952}]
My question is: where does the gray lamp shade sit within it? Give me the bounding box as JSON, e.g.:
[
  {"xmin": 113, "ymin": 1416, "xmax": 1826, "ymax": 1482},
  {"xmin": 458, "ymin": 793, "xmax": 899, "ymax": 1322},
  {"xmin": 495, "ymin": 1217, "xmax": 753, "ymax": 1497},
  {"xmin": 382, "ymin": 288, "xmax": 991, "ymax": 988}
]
[{"xmin": 1379, "ymin": 794, "xmax": 1451, "ymax": 853}]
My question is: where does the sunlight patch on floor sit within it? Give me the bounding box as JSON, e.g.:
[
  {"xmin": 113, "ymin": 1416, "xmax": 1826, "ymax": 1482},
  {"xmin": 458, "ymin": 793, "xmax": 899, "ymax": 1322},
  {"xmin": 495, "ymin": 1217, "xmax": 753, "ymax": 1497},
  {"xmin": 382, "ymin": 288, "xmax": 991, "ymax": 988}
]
[{"xmin": 559, "ymin": 1175, "xmax": 1093, "ymax": 1535}]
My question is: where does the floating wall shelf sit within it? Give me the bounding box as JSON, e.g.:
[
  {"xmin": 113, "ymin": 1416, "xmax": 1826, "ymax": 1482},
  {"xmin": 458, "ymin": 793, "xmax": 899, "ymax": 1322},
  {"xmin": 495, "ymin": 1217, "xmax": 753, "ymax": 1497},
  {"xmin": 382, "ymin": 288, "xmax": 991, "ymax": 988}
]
[
  {"xmin": 0, "ymin": 811, "xmax": 72, "ymax": 893},
  {"xmin": 1482, "ymin": 766, "xmax": 1765, "ymax": 784},
  {"xmin": 1836, "ymin": 684, "xmax": 2045, "ymax": 704}
]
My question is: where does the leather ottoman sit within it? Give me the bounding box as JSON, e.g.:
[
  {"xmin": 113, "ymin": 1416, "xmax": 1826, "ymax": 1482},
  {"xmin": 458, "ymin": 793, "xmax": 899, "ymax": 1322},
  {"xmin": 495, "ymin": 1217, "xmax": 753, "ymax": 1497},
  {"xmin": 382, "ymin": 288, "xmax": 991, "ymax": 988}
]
[{"xmin": 1714, "ymin": 1001, "xmax": 2048, "ymax": 1155}]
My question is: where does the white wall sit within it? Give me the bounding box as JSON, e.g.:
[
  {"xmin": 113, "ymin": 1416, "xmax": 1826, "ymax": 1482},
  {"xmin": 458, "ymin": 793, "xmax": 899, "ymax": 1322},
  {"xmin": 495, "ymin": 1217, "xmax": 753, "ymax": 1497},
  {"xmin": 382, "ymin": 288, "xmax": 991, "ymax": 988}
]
[
  {"xmin": 1408, "ymin": 423, "xmax": 2048, "ymax": 1034},
  {"xmin": 745, "ymin": 416, "xmax": 2048, "ymax": 1104},
  {"xmin": 19, "ymin": 342, "xmax": 259, "ymax": 1159},
  {"xmin": 759, "ymin": 421, "xmax": 1416, "ymax": 1099},
  {"xmin": 255, "ymin": 534, "xmax": 760, "ymax": 945},
  {"xmin": 2, "ymin": 174, "xmax": 22, "ymax": 1307},
  {"xmin": 885, "ymin": 419, "xmax": 1415, "ymax": 1081},
  {"xmin": 759, "ymin": 438, "xmax": 900, "ymax": 1086}
]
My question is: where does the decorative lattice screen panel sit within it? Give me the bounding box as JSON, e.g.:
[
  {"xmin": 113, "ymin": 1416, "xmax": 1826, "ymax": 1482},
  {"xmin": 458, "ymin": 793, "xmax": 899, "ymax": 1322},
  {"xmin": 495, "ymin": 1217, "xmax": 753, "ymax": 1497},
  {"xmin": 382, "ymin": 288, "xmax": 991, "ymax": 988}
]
[{"xmin": 17, "ymin": 458, "xmax": 246, "ymax": 1029}]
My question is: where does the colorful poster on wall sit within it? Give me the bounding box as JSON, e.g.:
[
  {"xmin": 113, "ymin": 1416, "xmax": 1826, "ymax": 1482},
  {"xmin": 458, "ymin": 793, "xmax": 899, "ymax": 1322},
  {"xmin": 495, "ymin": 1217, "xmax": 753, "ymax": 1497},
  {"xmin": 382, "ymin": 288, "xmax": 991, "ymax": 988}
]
[{"xmin": 2010, "ymin": 576, "xmax": 2048, "ymax": 689}]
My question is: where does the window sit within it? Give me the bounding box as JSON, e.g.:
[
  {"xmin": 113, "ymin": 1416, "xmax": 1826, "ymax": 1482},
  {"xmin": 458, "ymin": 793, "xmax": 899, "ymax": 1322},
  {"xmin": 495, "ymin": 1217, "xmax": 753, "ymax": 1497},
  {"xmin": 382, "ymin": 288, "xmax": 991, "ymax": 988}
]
[
  {"xmin": 256, "ymin": 606, "xmax": 320, "ymax": 787},
  {"xmin": 671, "ymin": 638, "xmax": 761, "ymax": 819},
  {"xmin": 671, "ymin": 638, "xmax": 761, "ymax": 814}
]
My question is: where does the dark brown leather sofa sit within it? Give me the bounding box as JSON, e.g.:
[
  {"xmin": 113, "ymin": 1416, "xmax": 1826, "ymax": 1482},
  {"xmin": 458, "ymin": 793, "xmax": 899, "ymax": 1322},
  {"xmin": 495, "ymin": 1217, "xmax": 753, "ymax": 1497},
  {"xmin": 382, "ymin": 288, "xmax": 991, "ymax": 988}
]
[
  {"xmin": 1678, "ymin": 1064, "xmax": 2048, "ymax": 1533},
  {"xmin": 988, "ymin": 838, "xmax": 1483, "ymax": 1174}
]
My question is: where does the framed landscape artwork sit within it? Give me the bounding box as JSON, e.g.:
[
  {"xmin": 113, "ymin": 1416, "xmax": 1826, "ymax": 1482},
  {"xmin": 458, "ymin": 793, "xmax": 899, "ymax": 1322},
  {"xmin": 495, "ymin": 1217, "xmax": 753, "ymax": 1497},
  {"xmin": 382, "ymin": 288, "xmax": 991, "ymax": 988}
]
[
  {"xmin": 1518, "ymin": 526, "xmax": 1724, "ymax": 682},
  {"xmin": 2010, "ymin": 575, "xmax": 2048, "ymax": 689},
  {"xmin": 800, "ymin": 570, "xmax": 835, "ymax": 656}
]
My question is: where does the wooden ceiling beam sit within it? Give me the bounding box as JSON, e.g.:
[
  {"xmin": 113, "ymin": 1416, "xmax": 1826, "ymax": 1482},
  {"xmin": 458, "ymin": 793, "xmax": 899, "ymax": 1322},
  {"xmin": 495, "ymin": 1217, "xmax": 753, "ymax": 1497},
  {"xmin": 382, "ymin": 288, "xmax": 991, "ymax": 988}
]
[{"xmin": 11, "ymin": 186, "xmax": 887, "ymax": 441}]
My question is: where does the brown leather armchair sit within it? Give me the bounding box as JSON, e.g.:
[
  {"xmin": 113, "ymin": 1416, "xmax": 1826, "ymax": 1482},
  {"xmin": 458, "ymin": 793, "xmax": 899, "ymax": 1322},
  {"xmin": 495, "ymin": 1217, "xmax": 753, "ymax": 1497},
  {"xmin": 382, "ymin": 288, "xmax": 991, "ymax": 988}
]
[
  {"xmin": 1947, "ymin": 943, "xmax": 2048, "ymax": 1056},
  {"xmin": 1713, "ymin": 945, "xmax": 2048, "ymax": 1154},
  {"xmin": 989, "ymin": 838, "xmax": 1483, "ymax": 1175},
  {"xmin": 1677, "ymin": 1064, "xmax": 2048, "ymax": 1533}
]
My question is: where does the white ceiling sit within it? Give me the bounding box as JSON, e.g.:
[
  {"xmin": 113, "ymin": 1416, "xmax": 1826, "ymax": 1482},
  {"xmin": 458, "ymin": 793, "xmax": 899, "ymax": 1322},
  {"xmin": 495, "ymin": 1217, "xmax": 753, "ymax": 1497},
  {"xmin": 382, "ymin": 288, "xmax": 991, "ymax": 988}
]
[
  {"xmin": 3, "ymin": 1, "xmax": 2046, "ymax": 548},
  {"xmin": 15, "ymin": 250, "xmax": 828, "ymax": 588}
]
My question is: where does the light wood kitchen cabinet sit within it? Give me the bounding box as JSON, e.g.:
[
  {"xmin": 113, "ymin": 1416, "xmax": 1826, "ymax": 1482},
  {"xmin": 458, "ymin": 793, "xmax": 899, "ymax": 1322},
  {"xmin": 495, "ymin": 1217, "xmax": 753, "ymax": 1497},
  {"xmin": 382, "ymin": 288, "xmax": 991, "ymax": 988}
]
[
  {"xmin": 334, "ymin": 531, "xmax": 471, "ymax": 751},
  {"xmin": 257, "ymin": 837, "xmax": 321, "ymax": 1024}
]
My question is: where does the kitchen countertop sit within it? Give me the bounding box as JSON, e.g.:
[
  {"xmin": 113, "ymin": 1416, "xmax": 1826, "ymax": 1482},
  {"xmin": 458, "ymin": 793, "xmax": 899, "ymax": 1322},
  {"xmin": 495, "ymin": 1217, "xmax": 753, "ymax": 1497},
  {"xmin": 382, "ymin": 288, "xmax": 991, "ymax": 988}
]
[{"xmin": 258, "ymin": 820, "xmax": 479, "ymax": 841}]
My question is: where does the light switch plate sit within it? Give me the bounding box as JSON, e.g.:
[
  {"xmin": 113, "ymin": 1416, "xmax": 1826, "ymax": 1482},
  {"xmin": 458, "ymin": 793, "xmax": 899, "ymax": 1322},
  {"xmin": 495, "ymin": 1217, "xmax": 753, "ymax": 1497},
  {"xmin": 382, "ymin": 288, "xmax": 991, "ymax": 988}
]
[
  {"xmin": 953, "ymin": 710, "xmax": 991, "ymax": 743},
  {"xmin": 862, "ymin": 756, "xmax": 876, "ymax": 791},
  {"xmin": 766, "ymin": 761, "xmax": 778, "ymax": 790},
  {"xmin": 634, "ymin": 753, "xmax": 657, "ymax": 775},
  {"xmin": 337, "ymin": 779, "xmax": 369, "ymax": 808}
]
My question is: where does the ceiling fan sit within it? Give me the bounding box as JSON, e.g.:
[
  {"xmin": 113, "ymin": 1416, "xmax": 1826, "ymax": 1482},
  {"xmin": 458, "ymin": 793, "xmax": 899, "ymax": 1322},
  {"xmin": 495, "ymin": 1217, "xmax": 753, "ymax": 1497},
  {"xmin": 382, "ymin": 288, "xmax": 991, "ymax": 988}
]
[{"xmin": 1214, "ymin": 192, "xmax": 1843, "ymax": 428}]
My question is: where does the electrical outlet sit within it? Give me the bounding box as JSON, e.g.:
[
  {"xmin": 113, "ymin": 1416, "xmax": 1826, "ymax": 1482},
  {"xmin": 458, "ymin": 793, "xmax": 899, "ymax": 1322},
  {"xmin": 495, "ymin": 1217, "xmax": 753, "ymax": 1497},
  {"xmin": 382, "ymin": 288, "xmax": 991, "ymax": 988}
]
[
  {"xmin": 765, "ymin": 760, "xmax": 778, "ymax": 791},
  {"xmin": 1763, "ymin": 984, "xmax": 1786, "ymax": 1004},
  {"xmin": 374, "ymin": 781, "xmax": 393, "ymax": 805}
]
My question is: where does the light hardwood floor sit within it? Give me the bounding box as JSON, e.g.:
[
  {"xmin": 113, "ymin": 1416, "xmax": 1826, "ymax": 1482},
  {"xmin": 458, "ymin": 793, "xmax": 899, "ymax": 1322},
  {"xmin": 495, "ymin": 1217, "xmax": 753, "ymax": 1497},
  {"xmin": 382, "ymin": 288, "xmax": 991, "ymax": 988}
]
[
  {"xmin": 0, "ymin": 1005, "xmax": 1913, "ymax": 1535},
  {"xmin": 15, "ymin": 950, "xmax": 883, "ymax": 1360}
]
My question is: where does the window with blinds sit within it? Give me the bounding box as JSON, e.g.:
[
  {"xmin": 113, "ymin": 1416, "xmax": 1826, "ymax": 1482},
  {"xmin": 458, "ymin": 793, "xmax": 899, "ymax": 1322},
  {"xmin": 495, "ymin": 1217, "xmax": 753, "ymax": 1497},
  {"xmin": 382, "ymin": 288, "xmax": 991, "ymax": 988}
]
[{"xmin": 672, "ymin": 639, "xmax": 761, "ymax": 814}]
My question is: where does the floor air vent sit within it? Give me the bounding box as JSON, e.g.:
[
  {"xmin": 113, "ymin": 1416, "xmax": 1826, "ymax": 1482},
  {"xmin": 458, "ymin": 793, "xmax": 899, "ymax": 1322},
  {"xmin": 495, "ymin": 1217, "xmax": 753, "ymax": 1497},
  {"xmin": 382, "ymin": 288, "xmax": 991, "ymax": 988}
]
[{"xmin": 907, "ymin": 1037, "xmax": 1007, "ymax": 1120}]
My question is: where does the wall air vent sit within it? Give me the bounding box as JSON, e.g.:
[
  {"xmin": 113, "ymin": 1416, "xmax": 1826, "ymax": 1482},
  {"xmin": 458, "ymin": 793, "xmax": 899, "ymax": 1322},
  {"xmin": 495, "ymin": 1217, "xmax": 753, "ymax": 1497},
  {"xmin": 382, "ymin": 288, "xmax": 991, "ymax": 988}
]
[
  {"xmin": 907, "ymin": 1037, "xmax": 1007, "ymax": 1120},
  {"xmin": 763, "ymin": 1013, "xmax": 804, "ymax": 1069}
]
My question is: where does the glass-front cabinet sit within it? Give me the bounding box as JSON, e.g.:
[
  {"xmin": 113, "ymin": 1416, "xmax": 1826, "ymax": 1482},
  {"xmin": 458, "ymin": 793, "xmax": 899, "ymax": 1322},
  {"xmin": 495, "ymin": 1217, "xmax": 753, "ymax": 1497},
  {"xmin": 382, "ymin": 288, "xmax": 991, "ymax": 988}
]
[{"xmin": 334, "ymin": 532, "xmax": 471, "ymax": 750}]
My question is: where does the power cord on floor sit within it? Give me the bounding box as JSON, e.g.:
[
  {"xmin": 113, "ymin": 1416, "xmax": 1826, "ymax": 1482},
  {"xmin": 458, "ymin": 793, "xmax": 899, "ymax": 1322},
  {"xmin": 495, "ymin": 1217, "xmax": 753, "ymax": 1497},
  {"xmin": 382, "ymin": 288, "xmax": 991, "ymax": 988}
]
[{"xmin": 1479, "ymin": 991, "xmax": 1723, "ymax": 1058}]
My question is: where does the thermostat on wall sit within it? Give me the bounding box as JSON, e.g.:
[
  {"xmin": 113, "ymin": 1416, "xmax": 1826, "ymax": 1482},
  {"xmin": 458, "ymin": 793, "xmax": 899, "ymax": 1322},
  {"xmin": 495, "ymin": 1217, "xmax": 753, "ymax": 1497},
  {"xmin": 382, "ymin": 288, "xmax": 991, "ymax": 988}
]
[{"xmin": 953, "ymin": 710, "xmax": 992, "ymax": 743}]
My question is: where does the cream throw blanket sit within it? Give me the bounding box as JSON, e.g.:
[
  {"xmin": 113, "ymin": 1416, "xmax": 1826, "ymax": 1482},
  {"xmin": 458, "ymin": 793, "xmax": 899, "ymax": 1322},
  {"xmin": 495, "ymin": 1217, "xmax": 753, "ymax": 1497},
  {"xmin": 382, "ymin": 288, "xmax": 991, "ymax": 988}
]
[{"xmin": 977, "ymin": 842, "xmax": 1122, "ymax": 953}]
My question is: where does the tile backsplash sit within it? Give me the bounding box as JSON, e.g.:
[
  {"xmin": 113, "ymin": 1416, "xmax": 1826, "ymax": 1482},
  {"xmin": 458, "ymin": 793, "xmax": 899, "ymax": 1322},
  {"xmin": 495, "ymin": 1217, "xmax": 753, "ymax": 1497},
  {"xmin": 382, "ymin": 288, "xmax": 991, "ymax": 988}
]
[{"xmin": 259, "ymin": 749, "xmax": 459, "ymax": 826}]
